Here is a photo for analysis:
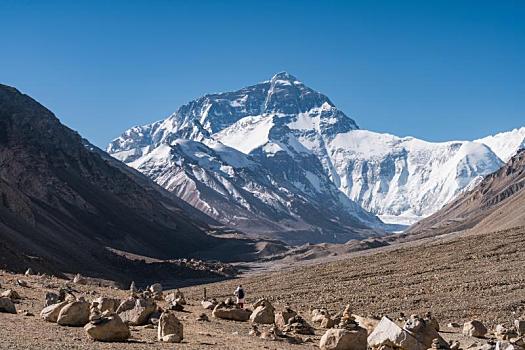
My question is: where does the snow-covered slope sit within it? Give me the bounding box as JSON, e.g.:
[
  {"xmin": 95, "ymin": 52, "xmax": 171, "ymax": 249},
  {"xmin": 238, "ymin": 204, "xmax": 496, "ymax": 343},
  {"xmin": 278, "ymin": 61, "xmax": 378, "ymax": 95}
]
[
  {"xmin": 475, "ymin": 127, "xmax": 525, "ymax": 162},
  {"xmin": 108, "ymin": 72, "xmax": 523, "ymax": 236}
]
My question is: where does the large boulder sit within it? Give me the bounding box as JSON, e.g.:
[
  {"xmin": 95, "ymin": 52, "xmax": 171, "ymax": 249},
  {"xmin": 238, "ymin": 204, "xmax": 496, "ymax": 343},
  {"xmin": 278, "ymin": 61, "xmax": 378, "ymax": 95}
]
[
  {"xmin": 158, "ymin": 311, "xmax": 183, "ymax": 343},
  {"xmin": 0, "ymin": 297, "xmax": 16, "ymax": 314},
  {"xmin": 92, "ymin": 297, "xmax": 120, "ymax": 313},
  {"xmin": 57, "ymin": 300, "xmax": 90, "ymax": 326},
  {"xmin": 320, "ymin": 327, "xmax": 368, "ymax": 350},
  {"xmin": 368, "ymin": 316, "xmax": 428, "ymax": 350},
  {"xmin": 117, "ymin": 298, "xmax": 156, "ymax": 326},
  {"xmin": 212, "ymin": 304, "xmax": 251, "ymax": 322},
  {"xmin": 275, "ymin": 307, "xmax": 298, "ymax": 328},
  {"xmin": 41, "ymin": 301, "xmax": 68, "ymax": 322},
  {"xmin": 250, "ymin": 300, "xmax": 275, "ymax": 324},
  {"xmin": 84, "ymin": 314, "xmax": 130, "ymax": 342},
  {"xmin": 463, "ymin": 320, "xmax": 488, "ymax": 338}
]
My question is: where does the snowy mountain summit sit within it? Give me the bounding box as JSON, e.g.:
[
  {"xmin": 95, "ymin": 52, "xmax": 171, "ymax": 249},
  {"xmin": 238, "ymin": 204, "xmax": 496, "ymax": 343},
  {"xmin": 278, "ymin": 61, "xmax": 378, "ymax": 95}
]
[{"xmin": 109, "ymin": 73, "xmax": 525, "ymax": 242}]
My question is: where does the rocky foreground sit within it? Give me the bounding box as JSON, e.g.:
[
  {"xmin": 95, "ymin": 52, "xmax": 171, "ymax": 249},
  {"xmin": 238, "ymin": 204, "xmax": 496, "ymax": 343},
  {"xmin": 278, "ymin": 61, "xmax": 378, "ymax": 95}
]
[{"xmin": 1, "ymin": 226, "xmax": 525, "ymax": 349}]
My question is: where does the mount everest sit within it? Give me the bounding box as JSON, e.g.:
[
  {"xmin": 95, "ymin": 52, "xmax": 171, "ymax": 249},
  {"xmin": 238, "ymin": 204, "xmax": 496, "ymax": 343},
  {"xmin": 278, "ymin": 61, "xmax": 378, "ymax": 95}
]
[{"xmin": 108, "ymin": 72, "xmax": 525, "ymax": 242}]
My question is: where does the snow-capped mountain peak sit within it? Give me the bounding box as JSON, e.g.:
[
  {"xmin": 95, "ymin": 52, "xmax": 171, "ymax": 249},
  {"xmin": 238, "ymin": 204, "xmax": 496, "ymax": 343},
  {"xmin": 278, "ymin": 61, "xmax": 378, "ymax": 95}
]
[{"xmin": 108, "ymin": 73, "xmax": 523, "ymax": 238}]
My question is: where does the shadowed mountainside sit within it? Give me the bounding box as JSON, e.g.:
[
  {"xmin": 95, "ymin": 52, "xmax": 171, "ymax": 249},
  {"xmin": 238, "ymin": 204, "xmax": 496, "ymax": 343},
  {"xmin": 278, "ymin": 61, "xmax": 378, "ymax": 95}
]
[{"xmin": 0, "ymin": 84, "xmax": 255, "ymax": 282}]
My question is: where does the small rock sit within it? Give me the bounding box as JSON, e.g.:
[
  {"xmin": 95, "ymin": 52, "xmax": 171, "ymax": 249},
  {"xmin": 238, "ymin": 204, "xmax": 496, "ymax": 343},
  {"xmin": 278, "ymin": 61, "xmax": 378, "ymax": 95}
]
[
  {"xmin": 201, "ymin": 300, "xmax": 217, "ymax": 310},
  {"xmin": 168, "ymin": 301, "xmax": 184, "ymax": 312},
  {"xmin": 1, "ymin": 290, "xmax": 20, "ymax": 300},
  {"xmin": 41, "ymin": 301, "xmax": 68, "ymax": 322},
  {"xmin": 196, "ymin": 313, "xmax": 209, "ymax": 322},
  {"xmin": 515, "ymin": 320, "xmax": 525, "ymax": 336},
  {"xmin": 44, "ymin": 292, "xmax": 60, "ymax": 307},
  {"xmin": 463, "ymin": 320, "xmax": 488, "ymax": 338},
  {"xmin": 0, "ymin": 297, "xmax": 17, "ymax": 314},
  {"xmin": 275, "ymin": 307, "xmax": 297, "ymax": 328},
  {"xmin": 16, "ymin": 280, "xmax": 28, "ymax": 288},
  {"xmin": 149, "ymin": 283, "xmax": 162, "ymax": 294},
  {"xmin": 73, "ymin": 274, "xmax": 86, "ymax": 285}
]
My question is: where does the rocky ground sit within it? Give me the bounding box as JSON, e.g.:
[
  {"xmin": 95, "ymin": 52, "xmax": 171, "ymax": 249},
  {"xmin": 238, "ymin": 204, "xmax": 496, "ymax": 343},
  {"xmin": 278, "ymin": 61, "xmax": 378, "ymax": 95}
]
[
  {"xmin": 0, "ymin": 226, "xmax": 524, "ymax": 349},
  {"xmin": 186, "ymin": 226, "xmax": 525, "ymax": 328}
]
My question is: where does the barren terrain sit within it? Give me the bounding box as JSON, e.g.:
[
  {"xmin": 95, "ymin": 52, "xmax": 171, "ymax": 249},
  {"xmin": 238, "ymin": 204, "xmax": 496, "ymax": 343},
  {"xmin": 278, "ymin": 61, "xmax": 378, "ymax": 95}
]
[{"xmin": 1, "ymin": 225, "xmax": 524, "ymax": 349}]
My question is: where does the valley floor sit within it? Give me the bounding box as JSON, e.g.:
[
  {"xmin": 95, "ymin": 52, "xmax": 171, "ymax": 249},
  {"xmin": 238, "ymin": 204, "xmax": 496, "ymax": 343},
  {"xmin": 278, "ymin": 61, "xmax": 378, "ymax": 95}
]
[
  {"xmin": 0, "ymin": 225, "xmax": 524, "ymax": 349},
  {"xmin": 184, "ymin": 225, "xmax": 525, "ymax": 328}
]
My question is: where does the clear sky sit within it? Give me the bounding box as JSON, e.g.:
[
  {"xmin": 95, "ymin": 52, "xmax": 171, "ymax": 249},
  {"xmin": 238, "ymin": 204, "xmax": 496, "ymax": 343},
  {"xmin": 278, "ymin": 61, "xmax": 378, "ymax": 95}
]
[{"xmin": 1, "ymin": 0, "xmax": 524, "ymax": 148}]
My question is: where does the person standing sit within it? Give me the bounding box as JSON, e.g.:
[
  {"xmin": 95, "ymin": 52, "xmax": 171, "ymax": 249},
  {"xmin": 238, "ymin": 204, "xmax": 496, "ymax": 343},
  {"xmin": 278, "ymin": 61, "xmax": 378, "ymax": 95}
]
[{"xmin": 234, "ymin": 285, "xmax": 245, "ymax": 308}]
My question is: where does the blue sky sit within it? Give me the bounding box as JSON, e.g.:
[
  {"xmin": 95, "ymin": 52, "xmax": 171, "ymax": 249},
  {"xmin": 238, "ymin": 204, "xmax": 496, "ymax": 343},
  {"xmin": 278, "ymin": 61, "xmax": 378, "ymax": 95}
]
[{"xmin": 1, "ymin": 0, "xmax": 524, "ymax": 148}]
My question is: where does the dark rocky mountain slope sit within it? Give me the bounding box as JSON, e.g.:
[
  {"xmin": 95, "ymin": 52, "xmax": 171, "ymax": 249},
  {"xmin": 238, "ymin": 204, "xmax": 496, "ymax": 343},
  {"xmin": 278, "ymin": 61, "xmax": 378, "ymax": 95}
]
[{"xmin": 0, "ymin": 84, "xmax": 255, "ymax": 282}]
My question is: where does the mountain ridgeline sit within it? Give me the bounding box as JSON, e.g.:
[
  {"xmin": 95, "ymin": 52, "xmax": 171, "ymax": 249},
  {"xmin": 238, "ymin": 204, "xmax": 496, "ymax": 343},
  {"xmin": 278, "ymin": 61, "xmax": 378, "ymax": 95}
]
[{"xmin": 109, "ymin": 72, "xmax": 525, "ymax": 241}]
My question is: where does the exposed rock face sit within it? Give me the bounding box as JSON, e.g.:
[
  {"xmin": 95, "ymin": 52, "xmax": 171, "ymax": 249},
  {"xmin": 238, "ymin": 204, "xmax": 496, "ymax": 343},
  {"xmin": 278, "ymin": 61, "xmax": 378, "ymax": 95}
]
[
  {"xmin": 212, "ymin": 303, "xmax": 251, "ymax": 321},
  {"xmin": 117, "ymin": 298, "xmax": 156, "ymax": 326},
  {"xmin": 41, "ymin": 301, "xmax": 68, "ymax": 322},
  {"xmin": 319, "ymin": 327, "xmax": 367, "ymax": 350},
  {"xmin": 250, "ymin": 299, "xmax": 275, "ymax": 324},
  {"xmin": 84, "ymin": 314, "xmax": 130, "ymax": 342},
  {"xmin": 463, "ymin": 320, "xmax": 488, "ymax": 338},
  {"xmin": 0, "ymin": 296, "xmax": 16, "ymax": 314},
  {"xmin": 158, "ymin": 311, "xmax": 183, "ymax": 343},
  {"xmin": 57, "ymin": 300, "xmax": 90, "ymax": 326}
]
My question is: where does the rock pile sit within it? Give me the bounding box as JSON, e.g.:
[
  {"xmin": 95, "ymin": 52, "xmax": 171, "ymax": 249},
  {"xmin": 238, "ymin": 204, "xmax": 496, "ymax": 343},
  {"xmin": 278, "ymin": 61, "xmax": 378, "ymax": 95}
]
[
  {"xmin": 319, "ymin": 305, "xmax": 368, "ymax": 350},
  {"xmin": 84, "ymin": 302, "xmax": 130, "ymax": 342}
]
